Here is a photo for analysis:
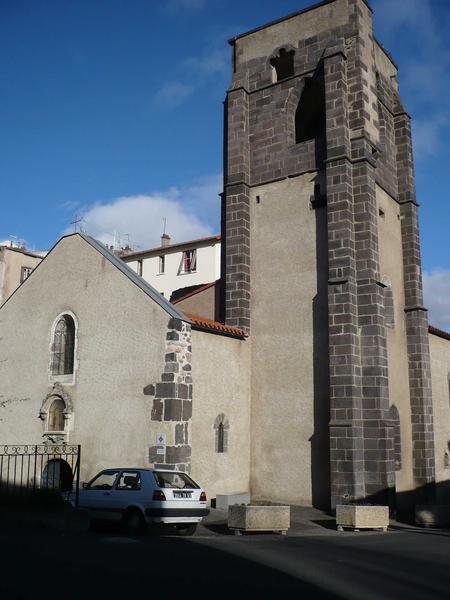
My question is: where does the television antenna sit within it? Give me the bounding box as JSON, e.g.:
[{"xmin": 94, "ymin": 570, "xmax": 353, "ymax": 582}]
[{"xmin": 70, "ymin": 214, "xmax": 85, "ymax": 233}]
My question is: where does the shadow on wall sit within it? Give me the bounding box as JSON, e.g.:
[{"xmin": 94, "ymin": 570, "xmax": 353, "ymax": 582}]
[
  {"xmin": 0, "ymin": 482, "xmax": 66, "ymax": 508},
  {"xmin": 310, "ymin": 175, "xmax": 331, "ymax": 511},
  {"xmin": 295, "ymin": 61, "xmax": 327, "ymax": 169}
]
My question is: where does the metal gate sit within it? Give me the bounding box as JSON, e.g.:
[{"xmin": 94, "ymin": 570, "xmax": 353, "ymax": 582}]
[{"xmin": 0, "ymin": 444, "xmax": 81, "ymax": 506}]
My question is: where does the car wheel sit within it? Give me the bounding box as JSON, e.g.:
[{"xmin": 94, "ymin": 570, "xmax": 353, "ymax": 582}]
[
  {"xmin": 123, "ymin": 509, "xmax": 146, "ymax": 534},
  {"xmin": 174, "ymin": 523, "xmax": 197, "ymax": 536}
]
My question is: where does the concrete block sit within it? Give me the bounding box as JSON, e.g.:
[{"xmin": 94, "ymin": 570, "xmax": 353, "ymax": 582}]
[
  {"xmin": 336, "ymin": 505, "xmax": 389, "ymax": 530},
  {"xmin": 216, "ymin": 492, "xmax": 250, "ymax": 511},
  {"xmin": 228, "ymin": 504, "xmax": 290, "ymax": 533}
]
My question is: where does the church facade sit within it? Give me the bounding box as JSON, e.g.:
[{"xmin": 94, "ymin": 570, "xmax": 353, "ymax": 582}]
[{"xmin": 1, "ymin": 0, "xmax": 449, "ymax": 515}]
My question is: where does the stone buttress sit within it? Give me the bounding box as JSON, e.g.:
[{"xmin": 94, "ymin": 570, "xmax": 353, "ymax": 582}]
[{"xmin": 221, "ymin": 0, "xmax": 435, "ymax": 508}]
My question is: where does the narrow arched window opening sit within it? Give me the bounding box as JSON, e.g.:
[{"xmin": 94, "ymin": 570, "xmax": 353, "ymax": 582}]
[
  {"xmin": 52, "ymin": 315, "xmax": 75, "ymax": 375},
  {"xmin": 217, "ymin": 422, "xmax": 225, "ymax": 453},
  {"xmin": 295, "ymin": 73, "xmax": 326, "ymax": 144},
  {"xmin": 48, "ymin": 398, "xmax": 65, "ymax": 432},
  {"xmin": 270, "ymin": 48, "xmax": 295, "ymax": 81},
  {"xmin": 214, "ymin": 414, "xmax": 229, "ymax": 453}
]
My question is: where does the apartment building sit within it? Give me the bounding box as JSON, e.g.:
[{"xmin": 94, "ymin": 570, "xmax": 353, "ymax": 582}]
[{"xmin": 121, "ymin": 234, "xmax": 221, "ymax": 300}]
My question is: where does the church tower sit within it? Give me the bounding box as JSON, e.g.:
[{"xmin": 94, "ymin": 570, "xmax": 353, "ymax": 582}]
[{"xmin": 221, "ymin": 0, "xmax": 435, "ymax": 511}]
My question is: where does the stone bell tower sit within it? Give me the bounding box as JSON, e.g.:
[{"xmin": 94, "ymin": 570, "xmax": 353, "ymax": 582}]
[{"xmin": 221, "ymin": 0, "xmax": 435, "ymax": 510}]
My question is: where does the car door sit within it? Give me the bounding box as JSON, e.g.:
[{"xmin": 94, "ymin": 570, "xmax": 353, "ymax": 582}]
[
  {"xmin": 79, "ymin": 470, "xmax": 120, "ymax": 521},
  {"xmin": 108, "ymin": 470, "xmax": 143, "ymax": 517}
]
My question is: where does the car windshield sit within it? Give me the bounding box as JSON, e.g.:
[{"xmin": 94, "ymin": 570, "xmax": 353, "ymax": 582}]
[{"xmin": 153, "ymin": 471, "xmax": 199, "ymax": 490}]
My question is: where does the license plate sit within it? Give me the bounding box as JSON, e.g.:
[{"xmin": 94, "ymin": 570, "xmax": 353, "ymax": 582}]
[{"xmin": 173, "ymin": 491, "xmax": 192, "ymax": 498}]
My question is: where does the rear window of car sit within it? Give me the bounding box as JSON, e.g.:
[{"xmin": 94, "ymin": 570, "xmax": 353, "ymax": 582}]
[{"xmin": 153, "ymin": 471, "xmax": 199, "ymax": 490}]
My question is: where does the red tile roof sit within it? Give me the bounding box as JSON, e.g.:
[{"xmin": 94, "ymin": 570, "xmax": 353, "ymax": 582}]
[
  {"xmin": 172, "ymin": 281, "xmax": 217, "ymax": 304},
  {"xmin": 429, "ymin": 325, "xmax": 450, "ymax": 342},
  {"xmin": 184, "ymin": 311, "xmax": 246, "ymax": 338}
]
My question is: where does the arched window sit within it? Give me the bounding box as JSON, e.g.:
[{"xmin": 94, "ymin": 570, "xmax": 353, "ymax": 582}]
[
  {"xmin": 218, "ymin": 422, "xmax": 225, "ymax": 453},
  {"xmin": 295, "ymin": 73, "xmax": 325, "ymax": 144},
  {"xmin": 270, "ymin": 47, "xmax": 295, "ymax": 81},
  {"xmin": 51, "ymin": 314, "xmax": 75, "ymax": 376},
  {"xmin": 214, "ymin": 414, "xmax": 229, "ymax": 453},
  {"xmin": 48, "ymin": 398, "xmax": 65, "ymax": 432}
]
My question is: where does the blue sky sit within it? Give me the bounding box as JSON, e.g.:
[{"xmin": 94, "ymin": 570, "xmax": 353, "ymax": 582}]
[{"xmin": 1, "ymin": 0, "xmax": 449, "ymax": 327}]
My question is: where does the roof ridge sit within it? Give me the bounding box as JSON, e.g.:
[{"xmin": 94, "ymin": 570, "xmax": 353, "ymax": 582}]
[
  {"xmin": 172, "ymin": 280, "xmax": 218, "ymax": 304},
  {"xmin": 429, "ymin": 324, "xmax": 450, "ymax": 342},
  {"xmin": 121, "ymin": 234, "xmax": 221, "ymax": 260},
  {"xmin": 74, "ymin": 233, "xmax": 191, "ymax": 323}
]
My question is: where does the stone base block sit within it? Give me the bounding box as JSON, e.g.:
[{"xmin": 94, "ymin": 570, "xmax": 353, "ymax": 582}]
[
  {"xmin": 415, "ymin": 505, "xmax": 450, "ymax": 527},
  {"xmin": 216, "ymin": 492, "xmax": 250, "ymax": 511},
  {"xmin": 228, "ymin": 504, "xmax": 290, "ymax": 533},
  {"xmin": 336, "ymin": 505, "xmax": 389, "ymax": 531}
]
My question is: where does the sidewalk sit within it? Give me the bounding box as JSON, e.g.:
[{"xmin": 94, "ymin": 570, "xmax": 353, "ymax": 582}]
[{"xmin": 198, "ymin": 505, "xmax": 425, "ymax": 537}]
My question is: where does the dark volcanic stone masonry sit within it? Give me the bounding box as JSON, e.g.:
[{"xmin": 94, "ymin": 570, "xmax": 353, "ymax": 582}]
[{"xmin": 221, "ymin": 0, "xmax": 435, "ymax": 507}]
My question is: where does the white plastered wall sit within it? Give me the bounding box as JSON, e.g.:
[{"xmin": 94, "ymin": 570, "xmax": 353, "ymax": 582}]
[
  {"xmin": 190, "ymin": 330, "xmax": 251, "ymax": 500},
  {"xmin": 249, "ymin": 172, "xmax": 329, "ymax": 506},
  {"xmin": 0, "ymin": 235, "xmax": 169, "ymax": 482}
]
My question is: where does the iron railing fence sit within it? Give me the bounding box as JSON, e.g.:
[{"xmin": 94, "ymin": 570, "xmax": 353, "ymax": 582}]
[{"xmin": 0, "ymin": 444, "xmax": 81, "ymax": 507}]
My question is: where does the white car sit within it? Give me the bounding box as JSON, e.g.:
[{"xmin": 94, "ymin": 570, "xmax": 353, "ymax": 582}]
[{"xmin": 69, "ymin": 468, "xmax": 209, "ymax": 534}]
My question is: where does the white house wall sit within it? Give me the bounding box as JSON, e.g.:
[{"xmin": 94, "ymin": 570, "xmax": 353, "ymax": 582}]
[{"xmin": 126, "ymin": 242, "xmax": 220, "ymax": 299}]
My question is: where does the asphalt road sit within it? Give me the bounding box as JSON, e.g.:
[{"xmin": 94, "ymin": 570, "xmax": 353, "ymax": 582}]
[{"xmin": 1, "ymin": 522, "xmax": 449, "ymax": 598}]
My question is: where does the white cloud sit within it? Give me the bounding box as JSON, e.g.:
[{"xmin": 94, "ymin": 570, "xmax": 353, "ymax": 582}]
[
  {"xmin": 413, "ymin": 114, "xmax": 449, "ymax": 159},
  {"xmin": 423, "ymin": 269, "xmax": 450, "ymax": 331},
  {"xmin": 154, "ymin": 81, "xmax": 194, "ymax": 108},
  {"xmin": 164, "ymin": 0, "xmax": 207, "ymax": 12},
  {"xmin": 374, "ymin": 0, "xmax": 434, "ymax": 36},
  {"xmin": 183, "ymin": 45, "xmax": 229, "ymax": 77},
  {"xmin": 153, "ymin": 25, "xmax": 239, "ymax": 109},
  {"xmin": 65, "ymin": 174, "xmax": 222, "ymax": 251}
]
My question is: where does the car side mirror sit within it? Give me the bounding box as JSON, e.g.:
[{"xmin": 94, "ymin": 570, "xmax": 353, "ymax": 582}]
[{"xmin": 82, "ymin": 482, "xmax": 89, "ymax": 489}]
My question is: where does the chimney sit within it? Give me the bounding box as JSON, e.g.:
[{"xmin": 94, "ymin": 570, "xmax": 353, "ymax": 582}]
[{"xmin": 161, "ymin": 233, "xmax": 171, "ymax": 248}]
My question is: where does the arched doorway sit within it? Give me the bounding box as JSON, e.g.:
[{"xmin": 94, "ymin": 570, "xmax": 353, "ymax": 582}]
[{"xmin": 42, "ymin": 458, "xmax": 73, "ymax": 492}]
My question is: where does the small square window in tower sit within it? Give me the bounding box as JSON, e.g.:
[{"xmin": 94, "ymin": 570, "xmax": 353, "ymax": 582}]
[{"xmin": 180, "ymin": 249, "xmax": 197, "ymax": 274}]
